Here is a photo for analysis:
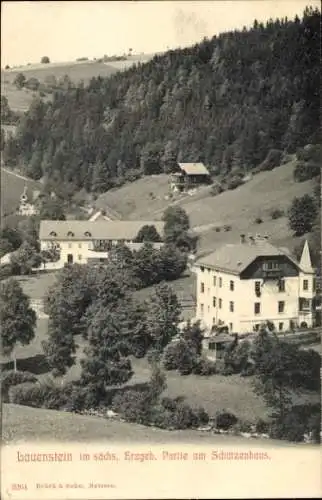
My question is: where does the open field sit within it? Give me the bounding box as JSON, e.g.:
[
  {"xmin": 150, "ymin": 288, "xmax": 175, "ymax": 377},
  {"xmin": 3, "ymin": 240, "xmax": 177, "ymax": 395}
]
[
  {"xmin": 2, "ymin": 61, "xmax": 117, "ymax": 86},
  {"xmin": 15, "ymin": 272, "xmax": 58, "ymax": 300},
  {"xmin": 3, "ymin": 403, "xmax": 294, "ymax": 446},
  {"xmin": 1, "ymin": 54, "xmax": 157, "ymax": 112},
  {"xmin": 1, "ymin": 167, "xmax": 43, "ymax": 217},
  {"xmin": 96, "ymin": 161, "xmax": 314, "ymax": 254}
]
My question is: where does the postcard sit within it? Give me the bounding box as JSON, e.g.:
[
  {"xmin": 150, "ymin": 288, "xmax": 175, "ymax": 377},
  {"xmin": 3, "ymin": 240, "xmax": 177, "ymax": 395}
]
[{"xmin": 1, "ymin": 1, "xmax": 321, "ymax": 498}]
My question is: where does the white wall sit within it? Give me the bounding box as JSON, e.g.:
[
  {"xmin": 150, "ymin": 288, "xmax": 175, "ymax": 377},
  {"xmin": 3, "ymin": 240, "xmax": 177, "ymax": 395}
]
[
  {"xmin": 195, "ymin": 266, "xmax": 315, "ymax": 333},
  {"xmin": 41, "ymin": 239, "xmax": 93, "ymax": 266}
]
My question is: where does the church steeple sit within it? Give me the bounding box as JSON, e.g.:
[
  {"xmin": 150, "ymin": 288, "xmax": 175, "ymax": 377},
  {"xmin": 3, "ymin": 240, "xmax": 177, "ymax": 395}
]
[
  {"xmin": 299, "ymin": 240, "xmax": 314, "ymax": 273},
  {"xmin": 20, "ymin": 185, "xmax": 28, "ymax": 203}
]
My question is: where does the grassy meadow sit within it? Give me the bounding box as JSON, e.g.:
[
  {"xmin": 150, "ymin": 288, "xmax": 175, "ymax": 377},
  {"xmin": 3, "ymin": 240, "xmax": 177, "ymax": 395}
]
[
  {"xmin": 1, "ymin": 167, "xmax": 43, "ymax": 217},
  {"xmin": 96, "ymin": 160, "xmax": 314, "ymax": 255}
]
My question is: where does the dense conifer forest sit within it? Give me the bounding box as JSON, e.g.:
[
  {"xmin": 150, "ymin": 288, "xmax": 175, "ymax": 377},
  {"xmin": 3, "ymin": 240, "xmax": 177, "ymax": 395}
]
[{"xmin": 2, "ymin": 7, "xmax": 320, "ymax": 195}]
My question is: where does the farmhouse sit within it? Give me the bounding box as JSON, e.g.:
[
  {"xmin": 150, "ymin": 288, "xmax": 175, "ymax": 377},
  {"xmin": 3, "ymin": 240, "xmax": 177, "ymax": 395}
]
[
  {"xmin": 39, "ymin": 220, "xmax": 164, "ymax": 267},
  {"xmin": 170, "ymin": 162, "xmax": 210, "ymax": 192},
  {"xmin": 195, "ymin": 235, "xmax": 316, "ymax": 334}
]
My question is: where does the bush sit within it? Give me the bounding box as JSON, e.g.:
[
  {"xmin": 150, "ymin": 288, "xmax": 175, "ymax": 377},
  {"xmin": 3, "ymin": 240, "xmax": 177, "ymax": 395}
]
[
  {"xmin": 270, "ymin": 208, "xmax": 284, "ymax": 220},
  {"xmin": 112, "ymin": 389, "xmax": 151, "ymax": 424},
  {"xmin": 296, "ymin": 144, "xmax": 321, "ymax": 164},
  {"xmin": 162, "ymin": 340, "xmax": 195, "ymax": 375},
  {"xmin": 192, "ymin": 356, "xmax": 217, "ymax": 376},
  {"xmin": 62, "ymin": 382, "xmax": 107, "ymax": 412},
  {"xmin": 255, "ymin": 418, "xmax": 270, "ymax": 434},
  {"xmin": 151, "ymin": 400, "xmax": 196, "ymax": 429},
  {"xmin": 210, "ymin": 184, "xmax": 224, "ymax": 196},
  {"xmin": 258, "ymin": 149, "xmax": 283, "ymax": 171},
  {"xmin": 151, "ymin": 397, "xmax": 209, "ymax": 430},
  {"xmin": 294, "ymin": 161, "xmax": 320, "ymax": 182},
  {"xmin": 307, "ymin": 413, "xmax": 321, "ymax": 444},
  {"xmin": 8, "ymin": 381, "xmax": 68, "ymax": 409},
  {"xmin": 194, "ymin": 406, "xmax": 210, "ymax": 426},
  {"xmin": 227, "ymin": 177, "xmax": 243, "ymax": 190},
  {"xmin": 0, "ymin": 264, "xmax": 13, "ymax": 280},
  {"xmin": 1, "ymin": 370, "xmax": 37, "ymax": 402},
  {"xmin": 270, "ymin": 413, "xmax": 306, "ymax": 442},
  {"xmin": 269, "ymin": 404, "xmax": 321, "ymax": 443},
  {"xmin": 233, "ymin": 420, "xmax": 253, "ymax": 433},
  {"xmin": 215, "ymin": 411, "xmax": 238, "ymax": 430}
]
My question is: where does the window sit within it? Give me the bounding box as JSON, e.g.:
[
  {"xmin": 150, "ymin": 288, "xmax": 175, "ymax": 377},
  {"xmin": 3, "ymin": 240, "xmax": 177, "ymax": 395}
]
[
  {"xmin": 200, "ymin": 282, "xmax": 205, "ymax": 293},
  {"xmin": 200, "ymin": 266, "xmax": 205, "ymax": 272},
  {"xmin": 68, "ymin": 242, "xmax": 73, "ymax": 249},
  {"xmin": 313, "ymin": 278, "xmax": 316, "ymax": 292},
  {"xmin": 303, "ymin": 280, "xmax": 309, "ymax": 291},
  {"xmin": 229, "ymin": 323, "xmax": 233, "ymax": 332},
  {"xmin": 207, "ymin": 306, "xmax": 210, "ymax": 313},
  {"xmin": 49, "ymin": 231, "xmax": 57, "ymax": 237},
  {"xmin": 230, "ymin": 280, "xmax": 234, "ymax": 291},
  {"xmin": 213, "ymin": 276, "xmax": 217, "ymax": 286},
  {"xmin": 254, "ymin": 302, "xmax": 261, "ymax": 315},
  {"xmin": 67, "ymin": 231, "xmax": 75, "ymax": 237},
  {"xmin": 219, "ymin": 277, "xmax": 222, "ymax": 288},
  {"xmin": 229, "ymin": 301, "xmax": 234, "ymax": 312},
  {"xmin": 278, "ymin": 301, "xmax": 285, "ymax": 313},
  {"xmin": 78, "ymin": 243, "xmax": 82, "ymax": 249},
  {"xmin": 84, "ymin": 231, "xmax": 92, "ymax": 237},
  {"xmin": 78, "ymin": 254, "xmax": 82, "ymax": 261},
  {"xmin": 263, "ymin": 260, "xmax": 280, "ymax": 271},
  {"xmin": 278, "ymin": 279, "xmax": 285, "ymax": 292},
  {"xmin": 278, "ymin": 322, "xmax": 284, "ymax": 331},
  {"xmin": 219, "ymin": 298, "xmax": 222, "ymax": 309},
  {"xmin": 213, "ymin": 297, "xmax": 216, "ymax": 307},
  {"xmin": 255, "ymin": 281, "xmax": 261, "ymax": 296},
  {"xmin": 200, "ymin": 304, "xmax": 204, "ymax": 316}
]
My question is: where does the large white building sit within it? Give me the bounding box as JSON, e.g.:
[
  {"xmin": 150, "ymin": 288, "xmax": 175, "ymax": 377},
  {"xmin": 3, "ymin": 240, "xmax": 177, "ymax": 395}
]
[
  {"xmin": 39, "ymin": 220, "xmax": 164, "ymax": 268},
  {"xmin": 194, "ymin": 235, "xmax": 316, "ymax": 334}
]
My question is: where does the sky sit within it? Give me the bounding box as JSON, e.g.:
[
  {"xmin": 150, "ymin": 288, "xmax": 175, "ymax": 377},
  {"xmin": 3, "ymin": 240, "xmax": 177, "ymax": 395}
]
[{"xmin": 1, "ymin": 1, "xmax": 320, "ymax": 67}]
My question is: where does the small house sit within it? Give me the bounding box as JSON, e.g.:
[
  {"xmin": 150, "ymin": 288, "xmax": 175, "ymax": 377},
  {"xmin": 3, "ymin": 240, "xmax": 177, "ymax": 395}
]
[{"xmin": 170, "ymin": 162, "xmax": 211, "ymax": 192}]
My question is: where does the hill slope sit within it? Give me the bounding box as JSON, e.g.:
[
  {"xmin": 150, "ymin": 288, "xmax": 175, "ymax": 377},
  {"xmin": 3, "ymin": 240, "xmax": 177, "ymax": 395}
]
[
  {"xmin": 3, "ymin": 403, "xmax": 287, "ymax": 445},
  {"xmin": 1, "ymin": 9, "xmax": 320, "ymax": 192},
  {"xmin": 1, "ymin": 55, "xmax": 158, "ymax": 112},
  {"xmin": 96, "ymin": 160, "xmax": 314, "ymax": 253},
  {"xmin": 1, "ymin": 167, "xmax": 42, "ymax": 217}
]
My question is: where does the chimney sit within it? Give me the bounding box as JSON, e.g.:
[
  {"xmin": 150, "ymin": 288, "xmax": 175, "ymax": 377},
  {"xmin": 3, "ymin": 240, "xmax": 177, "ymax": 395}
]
[
  {"xmin": 249, "ymin": 235, "xmax": 255, "ymax": 245},
  {"xmin": 263, "ymin": 235, "xmax": 269, "ymax": 240},
  {"xmin": 240, "ymin": 234, "xmax": 246, "ymax": 244}
]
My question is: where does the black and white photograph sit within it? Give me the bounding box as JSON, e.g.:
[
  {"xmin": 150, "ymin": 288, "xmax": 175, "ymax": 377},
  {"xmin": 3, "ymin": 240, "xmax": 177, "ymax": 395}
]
[{"xmin": 1, "ymin": 1, "xmax": 321, "ymax": 498}]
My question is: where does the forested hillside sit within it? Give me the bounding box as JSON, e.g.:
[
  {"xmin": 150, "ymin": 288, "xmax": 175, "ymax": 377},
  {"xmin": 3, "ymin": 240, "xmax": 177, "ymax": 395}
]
[{"xmin": 1, "ymin": 7, "xmax": 320, "ymax": 195}]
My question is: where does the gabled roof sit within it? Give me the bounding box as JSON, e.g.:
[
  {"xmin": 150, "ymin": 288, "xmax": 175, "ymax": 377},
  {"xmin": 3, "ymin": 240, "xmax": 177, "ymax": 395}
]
[
  {"xmin": 39, "ymin": 220, "xmax": 164, "ymax": 241},
  {"xmin": 196, "ymin": 240, "xmax": 303, "ymax": 275},
  {"xmin": 178, "ymin": 162, "xmax": 210, "ymax": 176}
]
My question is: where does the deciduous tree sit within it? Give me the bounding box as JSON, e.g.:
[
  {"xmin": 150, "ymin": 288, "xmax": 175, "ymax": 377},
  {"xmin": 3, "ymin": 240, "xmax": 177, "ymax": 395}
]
[{"xmin": 0, "ymin": 278, "xmax": 36, "ymax": 370}]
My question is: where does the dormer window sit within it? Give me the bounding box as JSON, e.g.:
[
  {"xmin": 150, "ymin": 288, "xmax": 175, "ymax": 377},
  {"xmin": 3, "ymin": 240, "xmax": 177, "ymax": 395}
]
[
  {"xmin": 84, "ymin": 231, "xmax": 92, "ymax": 237},
  {"xmin": 67, "ymin": 231, "xmax": 75, "ymax": 237},
  {"xmin": 49, "ymin": 231, "xmax": 57, "ymax": 237}
]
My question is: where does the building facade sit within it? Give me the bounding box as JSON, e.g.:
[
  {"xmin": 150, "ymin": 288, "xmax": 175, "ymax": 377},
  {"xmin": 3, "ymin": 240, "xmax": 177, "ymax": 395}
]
[
  {"xmin": 39, "ymin": 220, "xmax": 164, "ymax": 268},
  {"xmin": 170, "ymin": 162, "xmax": 211, "ymax": 192},
  {"xmin": 195, "ymin": 236, "xmax": 316, "ymax": 333}
]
